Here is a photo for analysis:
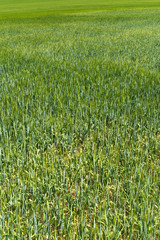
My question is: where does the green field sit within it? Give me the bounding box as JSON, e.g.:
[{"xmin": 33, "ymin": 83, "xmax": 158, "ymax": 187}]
[
  {"xmin": 0, "ymin": 0, "xmax": 160, "ymax": 239},
  {"xmin": 1, "ymin": 0, "xmax": 160, "ymax": 16}
]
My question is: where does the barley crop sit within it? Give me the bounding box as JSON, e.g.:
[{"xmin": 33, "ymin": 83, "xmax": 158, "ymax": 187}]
[{"xmin": 0, "ymin": 0, "xmax": 160, "ymax": 239}]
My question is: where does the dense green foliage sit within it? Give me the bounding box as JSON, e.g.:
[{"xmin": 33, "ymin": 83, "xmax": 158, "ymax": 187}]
[{"xmin": 0, "ymin": 0, "xmax": 160, "ymax": 239}]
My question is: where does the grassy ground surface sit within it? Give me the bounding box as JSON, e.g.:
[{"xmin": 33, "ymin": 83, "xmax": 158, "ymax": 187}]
[
  {"xmin": 0, "ymin": 0, "xmax": 160, "ymax": 239},
  {"xmin": 1, "ymin": 0, "xmax": 160, "ymax": 16}
]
